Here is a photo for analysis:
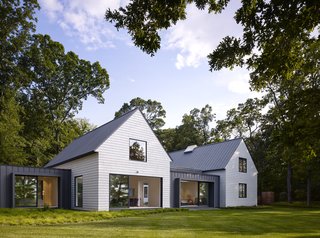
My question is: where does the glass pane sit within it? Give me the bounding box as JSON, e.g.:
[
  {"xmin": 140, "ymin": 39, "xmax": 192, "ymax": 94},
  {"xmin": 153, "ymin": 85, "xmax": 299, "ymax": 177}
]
[
  {"xmin": 180, "ymin": 181, "xmax": 198, "ymax": 206},
  {"xmin": 76, "ymin": 176, "xmax": 83, "ymax": 207},
  {"xmin": 110, "ymin": 175, "xmax": 129, "ymax": 208},
  {"xmin": 199, "ymin": 182, "xmax": 209, "ymax": 205},
  {"xmin": 15, "ymin": 176, "xmax": 37, "ymax": 207},
  {"xmin": 129, "ymin": 139, "xmax": 146, "ymax": 161}
]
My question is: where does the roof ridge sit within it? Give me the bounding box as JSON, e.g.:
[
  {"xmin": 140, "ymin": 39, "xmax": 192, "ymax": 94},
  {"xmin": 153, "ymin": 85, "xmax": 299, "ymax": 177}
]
[
  {"xmin": 169, "ymin": 137, "xmax": 243, "ymax": 154},
  {"xmin": 73, "ymin": 108, "xmax": 139, "ymax": 141},
  {"xmin": 45, "ymin": 108, "xmax": 139, "ymax": 168}
]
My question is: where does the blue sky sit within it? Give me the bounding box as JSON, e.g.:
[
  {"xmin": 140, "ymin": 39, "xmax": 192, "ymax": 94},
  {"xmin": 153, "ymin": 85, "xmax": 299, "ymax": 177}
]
[{"xmin": 36, "ymin": 0, "xmax": 260, "ymax": 128}]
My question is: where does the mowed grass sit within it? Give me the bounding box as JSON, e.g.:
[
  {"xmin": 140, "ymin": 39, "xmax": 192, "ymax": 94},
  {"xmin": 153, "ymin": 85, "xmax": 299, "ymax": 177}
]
[{"xmin": 0, "ymin": 206, "xmax": 320, "ymax": 237}]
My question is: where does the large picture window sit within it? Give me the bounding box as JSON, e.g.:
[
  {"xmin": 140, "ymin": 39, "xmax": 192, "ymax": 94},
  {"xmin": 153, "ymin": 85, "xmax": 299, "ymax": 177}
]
[
  {"xmin": 110, "ymin": 174, "xmax": 129, "ymax": 208},
  {"xmin": 129, "ymin": 139, "xmax": 147, "ymax": 162},
  {"xmin": 15, "ymin": 175, "xmax": 58, "ymax": 208},
  {"xmin": 75, "ymin": 176, "xmax": 83, "ymax": 207},
  {"xmin": 15, "ymin": 176, "xmax": 37, "ymax": 207},
  {"xmin": 239, "ymin": 158, "xmax": 247, "ymax": 173},
  {"xmin": 239, "ymin": 183, "xmax": 247, "ymax": 198}
]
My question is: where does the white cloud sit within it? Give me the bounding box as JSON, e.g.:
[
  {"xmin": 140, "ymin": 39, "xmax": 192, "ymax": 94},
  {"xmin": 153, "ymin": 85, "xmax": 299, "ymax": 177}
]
[
  {"xmin": 39, "ymin": 0, "xmax": 129, "ymax": 50},
  {"xmin": 227, "ymin": 73, "xmax": 251, "ymax": 95},
  {"xmin": 165, "ymin": 2, "xmax": 243, "ymax": 69},
  {"xmin": 39, "ymin": 0, "xmax": 63, "ymax": 21}
]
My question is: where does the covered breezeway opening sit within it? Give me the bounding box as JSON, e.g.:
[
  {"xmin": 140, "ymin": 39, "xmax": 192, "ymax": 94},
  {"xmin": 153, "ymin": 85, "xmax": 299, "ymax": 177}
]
[
  {"xmin": 109, "ymin": 174, "xmax": 162, "ymax": 209},
  {"xmin": 171, "ymin": 169, "xmax": 220, "ymax": 208},
  {"xmin": 180, "ymin": 180, "xmax": 210, "ymax": 207}
]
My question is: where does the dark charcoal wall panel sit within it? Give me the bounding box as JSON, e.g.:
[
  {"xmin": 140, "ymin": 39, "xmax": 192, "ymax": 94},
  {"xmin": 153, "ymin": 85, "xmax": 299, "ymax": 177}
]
[{"xmin": 0, "ymin": 165, "xmax": 71, "ymax": 209}]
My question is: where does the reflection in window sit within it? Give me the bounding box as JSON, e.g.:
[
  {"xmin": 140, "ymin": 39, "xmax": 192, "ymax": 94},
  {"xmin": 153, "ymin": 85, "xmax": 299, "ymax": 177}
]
[
  {"xmin": 15, "ymin": 176, "xmax": 37, "ymax": 207},
  {"xmin": 75, "ymin": 176, "xmax": 83, "ymax": 207},
  {"xmin": 239, "ymin": 158, "xmax": 247, "ymax": 173},
  {"xmin": 239, "ymin": 183, "xmax": 247, "ymax": 198},
  {"xmin": 199, "ymin": 182, "xmax": 209, "ymax": 206},
  {"xmin": 15, "ymin": 175, "xmax": 59, "ymax": 208},
  {"xmin": 110, "ymin": 174, "xmax": 129, "ymax": 208},
  {"xmin": 129, "ymin": 139, "xmax": 147, "ymax": 162}
]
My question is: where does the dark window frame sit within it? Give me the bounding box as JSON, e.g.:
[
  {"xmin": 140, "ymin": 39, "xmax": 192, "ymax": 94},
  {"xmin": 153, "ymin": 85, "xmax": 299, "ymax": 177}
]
[
  {"xmin": 75, "ymin": 176, "xmax": 83, "ymax": 208},
  {"xmin": 239, "ymin": 183, "xmax": 247, "ymax": 198},
  {"xmin": 14, "ymin": 175, "xmax": 59, "ymax": 208},
  {"xmin": 239, "ymin": 157, "xmax": 247, "ymax": 173},
  {"xmin": 129, "ymin": 138, "xmax": 147, "ymax": 162}
]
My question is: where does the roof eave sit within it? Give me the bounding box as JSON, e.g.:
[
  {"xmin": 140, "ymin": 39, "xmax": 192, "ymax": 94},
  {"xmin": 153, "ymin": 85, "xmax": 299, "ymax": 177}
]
[{"xmin": 44, "ymin": 151, "xmax": 97, "ymax": 168}]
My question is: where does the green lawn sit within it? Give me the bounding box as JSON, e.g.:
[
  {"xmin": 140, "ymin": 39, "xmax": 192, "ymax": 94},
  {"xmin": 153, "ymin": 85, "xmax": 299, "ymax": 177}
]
[{"xmin": 0, "ymin": 206, "xmax": 319, "ymax": 237}]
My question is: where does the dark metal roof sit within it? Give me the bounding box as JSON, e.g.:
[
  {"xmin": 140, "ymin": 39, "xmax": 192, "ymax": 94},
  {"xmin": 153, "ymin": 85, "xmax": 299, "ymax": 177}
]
[
  {"xmin": 169, "ymin": 138, "xmax": 242, "ymax": 171},
  {"xmin": 45, "ymin": 109, "xmax": 138, "ymax": 168}
]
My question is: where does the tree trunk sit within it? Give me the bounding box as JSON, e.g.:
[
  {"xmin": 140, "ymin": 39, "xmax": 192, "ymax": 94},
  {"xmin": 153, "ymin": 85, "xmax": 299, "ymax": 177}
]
[
  {"xmin": 287, "ymin": 164, "xmax": 292, "ymax": 203},
  {"xmin": 307, "ymin": 168, "xmax": 311, "ymax": 206}
]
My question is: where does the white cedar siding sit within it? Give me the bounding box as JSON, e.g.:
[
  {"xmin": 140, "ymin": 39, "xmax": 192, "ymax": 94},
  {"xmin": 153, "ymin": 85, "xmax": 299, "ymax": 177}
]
[
  {"xmin": 54, "ymin": 153, "xmax": 99, "ymax": 210},
  {"xmin": 97, "ymin": 110, "xmax": 171, "ymax": 211},
  {"xmin": 225, "ymin": 140, "xmax": 258, "ymax": 207},
  {"xmin": 205, "ymin": 170, "xmax": 226, "ymax": 207}
]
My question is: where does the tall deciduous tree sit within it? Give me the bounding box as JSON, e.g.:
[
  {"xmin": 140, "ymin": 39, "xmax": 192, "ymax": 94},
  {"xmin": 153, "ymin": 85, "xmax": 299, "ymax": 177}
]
[
  {"xmin": 106, "ymin": 0, "xmax": 320, "ymax": 204},
  {"xmin": 19, "ymin": 34, "xmax": 109, "ymax": 165},
  {"xmin": 170, "ymin": 104, "xmax": 215, "ymax": 150},
  {"xmin": 115, "ymin": 97, "xmax": 166, "ymax": 130},
  {"xmin": 0, "ymin": 0, "xmax": 39, "ymax": 164}
]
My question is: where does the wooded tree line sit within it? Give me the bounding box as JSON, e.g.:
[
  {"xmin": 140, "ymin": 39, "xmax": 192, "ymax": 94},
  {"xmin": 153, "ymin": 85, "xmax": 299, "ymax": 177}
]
[
  {"xmin": 0, "ymin": 0, "xmax": 319, "ymax": 204},
  {"xmin": 108, "ymin": 0, "xmax": 320, "ymax": 204},
  {"xmin": 0, "ymin": 0, "xmax": 109, "ymax": 166}
]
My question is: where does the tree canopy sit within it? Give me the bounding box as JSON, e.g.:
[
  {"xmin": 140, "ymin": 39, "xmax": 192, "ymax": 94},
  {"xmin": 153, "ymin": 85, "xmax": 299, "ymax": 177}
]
[
  {"xmin": 0, "ymin": 1, "xmax": 109, "ymax": 166},
  {"xmin": 115, "ymin": 97, "xmax": 166, "ymax": 130}
]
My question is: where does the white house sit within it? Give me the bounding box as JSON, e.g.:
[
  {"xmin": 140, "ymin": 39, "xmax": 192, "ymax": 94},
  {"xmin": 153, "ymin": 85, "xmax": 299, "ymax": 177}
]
[
  {"xmin": 169, "ymin": 139, "xmax": 258, "ymax": 207},
  {"xmin": 0, "ymin": 109, "xmax": 257, "ymax": 210},
  {"xmin": 45, "ymin": 109, "xmax": 171, "ymax": 211}
]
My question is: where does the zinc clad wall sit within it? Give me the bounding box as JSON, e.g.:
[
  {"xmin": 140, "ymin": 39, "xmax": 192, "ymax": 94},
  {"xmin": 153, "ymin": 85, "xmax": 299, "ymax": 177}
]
[
  {"xmin": 97, "ymin": 110, "xmax": 171, "ymax": 211},
  {"xmin": 224, "ymin": 141, "xmax": 258, "ymax": 206},
  {"xmin": 0, "ymin": 165, "xmax": 71, "ymax": 209},
  {"xmin": 55, "ymin": 153, "xmax": 99, "ymax": 210},
  {"xmin": 205, "ymin": 170, "xmax": 226, "ymax": 207}
]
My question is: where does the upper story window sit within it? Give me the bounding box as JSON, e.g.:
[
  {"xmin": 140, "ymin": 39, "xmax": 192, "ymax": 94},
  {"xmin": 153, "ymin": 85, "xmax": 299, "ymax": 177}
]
[
  {"xmin": 129, "ymin": 139, "xmax": 147, "ymax": 162},
  {"xmin": 239, "ymin": 157, "xmax": 247, "ymax": 173}
]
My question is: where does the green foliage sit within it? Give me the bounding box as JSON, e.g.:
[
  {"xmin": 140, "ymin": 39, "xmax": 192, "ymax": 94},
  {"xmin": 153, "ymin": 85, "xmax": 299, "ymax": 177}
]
[
  {"xmin": 106, "ymin": 1, "xmax": 319, "ymax": 203},
  {"xmin": 0, "ymin": 0, "xmax": 39, "ymax": 89},
  {"xmin": 18, "ymin": 34, "xmax": 107, "ymax": 166},
  {"xmin": 0, "ymin": 91, "xmax": 27, "ymax": 165},
  {"xmin": 115, "ymin": 97, "xmax": 166, "ymax": 130},
  {"xmin": 0, "ymin": 2, "xmax": 107, "ymax": 166},
  {"xmin": 158, "ymin": 104, "xmax": 215, "ymax": 151},
  {"xmin": 106, "ymin": 0, "xmax": 230, "ymax": 56},
  {"xmin": 0, "ymin": 207, "xmax": 187, "ymax": 225}
]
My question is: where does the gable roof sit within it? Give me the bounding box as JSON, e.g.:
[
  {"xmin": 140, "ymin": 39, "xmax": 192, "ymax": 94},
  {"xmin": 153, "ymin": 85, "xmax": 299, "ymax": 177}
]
[
  {"xmin": 169, "ymin": 138, "xmax": 242, "ymax": 171},
  {"xmin": 45, "ymin": 109, "xmax": 138, "ymax": 168}
]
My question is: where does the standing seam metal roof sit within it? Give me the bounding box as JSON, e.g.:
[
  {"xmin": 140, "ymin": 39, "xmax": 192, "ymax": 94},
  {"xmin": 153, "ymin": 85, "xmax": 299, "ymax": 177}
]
[
  {"xmin": 45, "ymin": 109, "xmax": 138, "ymax": 168},
  {"xmin": 169, "ymin": 138, "xmax": 242, "ymax": 171}
]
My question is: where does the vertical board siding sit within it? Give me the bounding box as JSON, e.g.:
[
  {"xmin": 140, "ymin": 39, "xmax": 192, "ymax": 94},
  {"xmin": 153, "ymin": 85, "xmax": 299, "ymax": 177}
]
[
  {"xmin": 55, "ymin": 154, "xmax": 99, "ymax": 210},
  {"xmin": 0, "ymin": 165, "xmax": 71, "ymax": 209},
  {"xmin": 97, "ymin": 110, "xmax": 171, "ymax": 211},
  {"xmin": 205, "ymin": 170, "xmax": 226, "ymax": 207}
]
